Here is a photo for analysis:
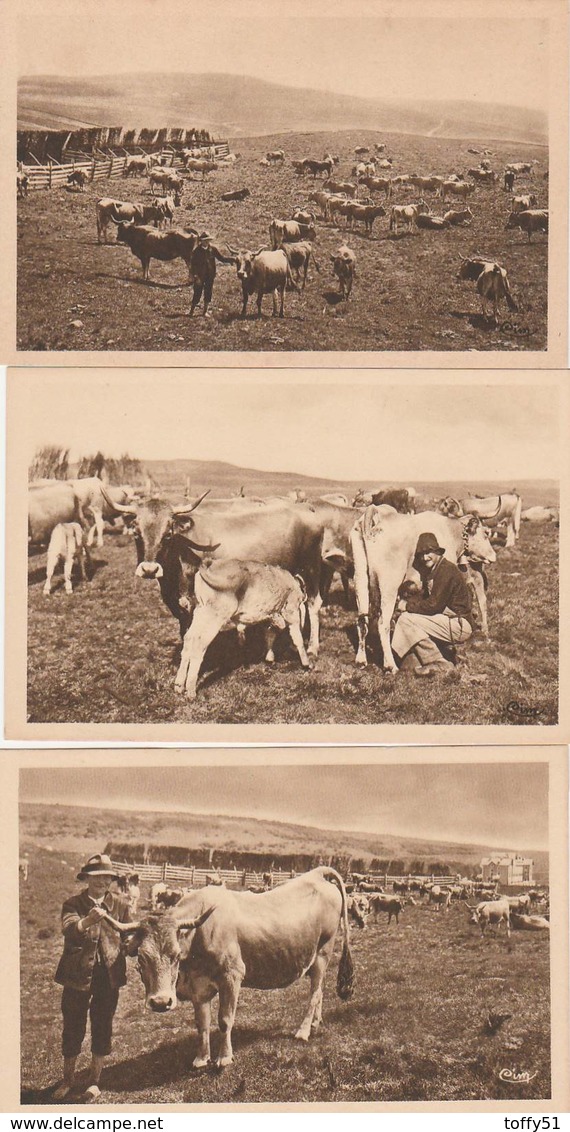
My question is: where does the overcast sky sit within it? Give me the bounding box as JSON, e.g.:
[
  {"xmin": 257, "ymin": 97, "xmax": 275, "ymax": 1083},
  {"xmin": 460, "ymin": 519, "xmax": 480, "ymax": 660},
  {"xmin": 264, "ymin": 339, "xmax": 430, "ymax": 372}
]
[
  {"xmin": 18, "ymin": 1, "xmax": 548, "ymax": 112},
  {"xmin": 21, "ymin": 376, "xmax": 559, "ymax": 483},
  {"xmin": 20, "ymin": 762, "xmax": 548, "ymax": 850}
]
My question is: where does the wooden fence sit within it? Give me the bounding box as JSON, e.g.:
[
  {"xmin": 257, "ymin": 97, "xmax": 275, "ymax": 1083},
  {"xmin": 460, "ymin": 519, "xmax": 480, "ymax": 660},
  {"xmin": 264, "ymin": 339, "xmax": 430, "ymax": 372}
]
[
  {"xmin": 110, "ymin": 861, "xmax": 459, "ymax": 890},
  {"xmin": 18, "ymin": 142, "xmax": 230, "ymax": 192}
]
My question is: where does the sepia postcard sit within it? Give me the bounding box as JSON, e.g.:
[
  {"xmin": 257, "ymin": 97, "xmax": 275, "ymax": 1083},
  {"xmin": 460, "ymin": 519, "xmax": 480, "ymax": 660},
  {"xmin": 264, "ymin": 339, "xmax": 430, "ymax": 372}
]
[
  {"xmin": 1, "ymin": 0, "xmax": 568, "ymax": 366},
  {"xmin": 1, "ymin": 745, "xmax": 568, "ymax": 1112},
  {"xmin": 5, "ymin": 367, "xmax": 568, "ymax": 742}
]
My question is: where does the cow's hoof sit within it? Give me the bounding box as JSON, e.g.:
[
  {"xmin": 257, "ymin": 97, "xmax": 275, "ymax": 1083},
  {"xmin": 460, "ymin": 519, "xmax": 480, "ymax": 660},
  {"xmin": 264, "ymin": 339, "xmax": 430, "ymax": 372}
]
[
  {"xmin": 192, "ymin": 1057, "xmax": 210, "ymax": 1070},
  {"xmin": 185, "ymin": 690, "xmax": 197, "ymax": 701},
  {"xmin": 355, "ymin": 658, "xmax": 368, "ymax": 668},
  {"xmin": 216, "ymin": 1055, "xmax": 233, "ymax": 1068},
  {"xmin": 174, "ymin": 683, "xmax": 184, "ymax": 695},
  {"xmin": 302, "ymin": 661, "xmax": 314, "ymax": 671},
  {"xmin": 294, "ymin": 1029, "xmax": 310, "ymax": 1042},
  {"xmin": 383, "ymin": 666, "xmax": 398, "ymax": 676},
  {"xmin": 264, "ymin": 653, "xmax": 275, "ymax": 664}
]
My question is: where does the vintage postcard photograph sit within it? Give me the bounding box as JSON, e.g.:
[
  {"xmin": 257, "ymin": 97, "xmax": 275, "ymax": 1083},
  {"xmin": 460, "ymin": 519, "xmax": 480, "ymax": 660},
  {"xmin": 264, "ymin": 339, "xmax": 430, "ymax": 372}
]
[
  {"xmin": 6, "ymin": 747, "xmax": 567, "ymax": 1111},
  {"xmin": 5, "ymin": 368, "xmax": 567, "ymax": 742},
  {"xmin": 3, "ymin": 0, "xmax": 568, "ymax": 365}
]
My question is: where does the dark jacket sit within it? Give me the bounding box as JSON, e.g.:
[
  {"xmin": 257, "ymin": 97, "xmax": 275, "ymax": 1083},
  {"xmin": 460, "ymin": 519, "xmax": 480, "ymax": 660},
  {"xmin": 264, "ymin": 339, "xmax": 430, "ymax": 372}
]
[
  {"xmin": 406, "ymin": 555, "xmax": 474, "ymax": 627},
  {"xmin": 54, "ymin": 890, "xmax": 130, "ymax": 992}
]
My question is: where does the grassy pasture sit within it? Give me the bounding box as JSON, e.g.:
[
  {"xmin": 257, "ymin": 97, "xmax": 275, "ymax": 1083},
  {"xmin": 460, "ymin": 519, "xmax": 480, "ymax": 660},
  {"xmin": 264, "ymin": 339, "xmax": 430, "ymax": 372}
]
[
  {"xmin": 27, "ymin": 506, "xmax": 559, "ymax": 726},
  {"xmin": 17, "ymin": 129, "xmax": 548, "ymax": 353},
  {"xmin": 20, "ymin": 848, "xmax": 551, "ymax": 1105}
]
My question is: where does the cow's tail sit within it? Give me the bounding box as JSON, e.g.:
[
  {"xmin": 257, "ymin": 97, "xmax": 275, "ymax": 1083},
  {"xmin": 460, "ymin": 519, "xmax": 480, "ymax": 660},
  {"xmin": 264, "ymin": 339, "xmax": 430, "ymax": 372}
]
[
  {"xmin": 320, "ymin": 867, "xmax": 354, "ymax": 1001},
  {"xmin": 513, "ymin": 493, "xmax": 522, "ymax": 538}
]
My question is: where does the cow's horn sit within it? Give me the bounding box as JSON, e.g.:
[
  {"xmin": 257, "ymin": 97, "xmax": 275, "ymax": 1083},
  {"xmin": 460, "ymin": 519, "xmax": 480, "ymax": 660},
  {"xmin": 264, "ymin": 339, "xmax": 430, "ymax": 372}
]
[
  {"xmin": 177, "ymin": 906, "xmax": 216, "ymax": 932},
  {"xmin": 253, "ymin": 245, "xmax": 267, "ymax": 256},
  {"xmin": 101, "ymin": 913, "xmax": 142, "ymax": 932},
  {"xmin": 226, "ymin": 244, "xmax": 239, "ymax": 256},
  {"xmin": 107, "ymin": 498, "xmax": 138, "ymax": 515},
  {"xmin": 171, "ymin": 489, "xmax": 210, "ymax": 517}
]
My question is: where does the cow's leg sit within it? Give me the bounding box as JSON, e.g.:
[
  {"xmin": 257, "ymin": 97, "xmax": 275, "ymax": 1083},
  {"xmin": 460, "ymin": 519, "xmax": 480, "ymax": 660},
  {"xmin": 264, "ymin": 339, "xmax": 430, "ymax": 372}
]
[
  {"xmin": 469, "ymin": 568, "xmax": 488, "ymax": 635},
  {"xmin": 351, "ymin": 530, "xmax": 371, "ymax": 665},
  {"xmin": 376, "ymin": 581, "xmax": 400, "ymax": 673},
  {"xmin": 175, "ymin": 603, "xmax": 229, "ymax": 699},
  {"xmin": 93, "ymin": 508, "xmax": 104, "ymax": 548},
  {"xmin": 287, "ymin": 611, "xmax": 313, "ymax": 669},
  {"xmin": 295, "ymin": 955, "xmax": 328, "ymax": 1040},
  {"xmin": 43, "ymin": 547, "xmax": 61, "ymax": 596},
  {"xmin": 505, "ymin": 521, "xmax": 516, "ymax": 548},
  {"xmin": 305, "ymin": 589, "xmax": 322, "ymax": 659},
  {"xmin": 142, "ymin": 256, "xmax": 151, "ymax": 282},
  {"xmin": 264, "ymin": 625, "xmax": 277, "ymax": 663},
  {"xmin": 216, "ymin": 970, "xmax": 243, "ymax": 1066},
  {"xmin": 187, "ymin": 975, "xmax": 217, "ymax": 1068},
  {"xmin": 63, "ymin": 553, "xmax": 75, "ymax": 595},
  {"xmin": 256, "ymin": 290, "xmax": 264, "ymax": 318}
]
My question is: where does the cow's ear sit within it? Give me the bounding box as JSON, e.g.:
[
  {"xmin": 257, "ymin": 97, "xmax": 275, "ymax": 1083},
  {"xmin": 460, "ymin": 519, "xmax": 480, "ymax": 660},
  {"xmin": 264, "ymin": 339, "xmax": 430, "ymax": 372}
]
[{"xmin": 177, "ymin": 927, "xmax": 194, "ymax": 959}]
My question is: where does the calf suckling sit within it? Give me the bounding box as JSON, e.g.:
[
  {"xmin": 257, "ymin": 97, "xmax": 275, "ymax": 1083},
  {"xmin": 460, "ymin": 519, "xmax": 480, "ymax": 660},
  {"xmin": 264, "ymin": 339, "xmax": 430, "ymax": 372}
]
[{"xmin": 174, "ymin": 557, "xmax": 312, "ymax": 698}]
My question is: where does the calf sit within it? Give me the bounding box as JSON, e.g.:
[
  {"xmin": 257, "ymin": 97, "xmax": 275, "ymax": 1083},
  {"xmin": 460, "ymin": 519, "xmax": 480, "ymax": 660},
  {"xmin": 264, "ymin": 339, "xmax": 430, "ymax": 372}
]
[
  {"xmin": 282, "ymin": 241, "xmax": 319, "ymax": 289},
  {"xmin": 331, "ymin": 245, "xmax": 356, "ymax": 298},
  {"xmin": 229, "ymin": 246, "xmax": 298, "ymax": 317},
  {"xmin": 67, "ymin": 169, "xmax": 88, "ymax": 192},
  {"xmin": 506, "ymin": 208, "xmax": 548, "ymax": 241},
  {"xmin": 174, "ymin": 558, "xmax": 312, "ymax": 698},
  {"xmin": 43, "ymin": 522, "xmax": 90, "ymax": 595},
  {"xmin": 369, "ymin": 894, "xmax": 404, "ymax": 925},
  {"xmin": 346, "ymin": 202, "xmax": 386, "ymax": 235},
  {"xmin": 153, "ymin": 193, "xmax": 181, "ymax": 226},
  {"xmin": 504, "ymin": 170, "xmax": 516, "ymax": 191}
]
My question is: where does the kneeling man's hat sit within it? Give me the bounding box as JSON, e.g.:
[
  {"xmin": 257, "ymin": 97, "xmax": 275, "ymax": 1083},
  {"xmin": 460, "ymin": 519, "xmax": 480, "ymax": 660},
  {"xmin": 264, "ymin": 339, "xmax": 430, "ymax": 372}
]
[{"xmin": 415, "ymin": 532, "xmax": 445, "ymax": 556}]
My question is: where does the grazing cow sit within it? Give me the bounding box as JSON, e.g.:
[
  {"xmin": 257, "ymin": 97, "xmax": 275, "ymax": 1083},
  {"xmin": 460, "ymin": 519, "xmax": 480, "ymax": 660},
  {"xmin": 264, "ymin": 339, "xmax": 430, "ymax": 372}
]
[
  {"xmin": 323, "ymin": 179, "xmax": 357, "ymax": 198},
  {"xmin": 325, "ymin": 195, "xmax": 354, "ymax": 224},
  {"xmin": 429, "ymin": 886, "xmax": 452, "ymax": 912},
  {"xmin": 150, "ymin": 170, "xmax": 184, "ymax": 195},
  {"xmin": 266, "ymin": 150, "xmax": 285, "ymax": 164},
  {"xmin": 96, "ymin": 198, "xmax": 145, "ymax": 243},
  {"xmin": 505, "ymin": 162, "xmax": 536, "ymax": 177},
  {"xmin": 174, "ymin": 558, "xmax": 312, "ymax": 698},
  {"xmin": 308, "ymin": 190, "xmax": 334, "ymax": 218},
  {"xmin": 506, "ymin": 209, "xmax": 548, "ymax": 242},
  {"xmin": 282, "ymin": 241, "xmax": 319, "ymax": 289},
  {"xmin": 115, "ymin": 223, "xmax": 200, "ymax": 281},
  {"xmin": 269, "ymin": 219, "xmax": 317, "ymax": 248},
  {"xmin": 457, "ymin": 257, "xmax": 517, "ymax": 323},
  {"xmin": 124, "ymin": 156, "xmax": 150, "ymax": 177},
  {"xmin": 440, "ymin": 180, "xmax": 475, "ymax": 202},
  {"xmin": 369, "ymin": 894, "xmax": 404, "ymax": 925},
  {"xmin": 103, "ymin": 867, "xmax": 354, "ymax": 1065},
  {"xmin": 67, "ymin": 169, "xmax": 88, "ymax": 192},
  {"xmin": 504, "ymin": 170, "xmax": 516, "ymax": 191},
  {"xmin": 229, "ymin": 246, "xmax": 298, "ymax": 318},
  {"xmin": 346, "ymin": 202, "xmax": 386, "ymax": 235},
  {"xmin": 350, "ymin": 508, "xmax": 496, "ymax": 671},
  {"xmin": 17, "ymin": 170, "xmax": 29, "ymax": 198},
  {"xmin": 466, "ymin": 898, "xmax": 511, "ymax": 938},
  {"xmin": 184, "ymin": 159, "xmax": 218, "ymax": 180},
  {"xmin": 389, "ymin": 202, "xmax": 429, "ymax": 232},
  {"xmin": 511, "ymin": 913, "xmax": 550, "ymax": 931},
  {"xmin": 511, "ymin": 194, "xmax": 538, "ymax": 213},
  {"xmin": 299, "ymin": 158, "xmax": 334, "ymax": 178},
  {"xmin": 331, "ymin": 245, "xmax": 357, "ymax": 299},
  {"xmin": 359, "ymin": 175, "xmax": 392, "ymax": 198},
  {"xmin": 409, "ymin": 175, "xmax": 442, "ymax": 194},
  {"xmin": 371, "ymin": 488, "xmax": 414, "ymax": 513},
  {"xmin": 108, "ymin": 493, "xmax": 325, "ymax": 657},
  {"xmin": 221, "ymin": 188, "xmax": 250, "ymax": 201},
  {"xmin": 43, "ymin": 522, "xmax": 90, "ymax": 595},
  {"xmin": 415, "ymin": 213, "xmax": 449, "ymax": 230},
  {"xmin": 443, "ymin": 208, "xmax": 474, "ymax": 226},
  {"xmin": 459, "ymin": 493, "xmax": 522, "ymax": 547},
  {"xmin": 291, "ymin": 207, "xmax": 316, "ymax": 225},
  {"xmin": 28, "ymin": 482, "xmax": 87, "ymax": 547}
]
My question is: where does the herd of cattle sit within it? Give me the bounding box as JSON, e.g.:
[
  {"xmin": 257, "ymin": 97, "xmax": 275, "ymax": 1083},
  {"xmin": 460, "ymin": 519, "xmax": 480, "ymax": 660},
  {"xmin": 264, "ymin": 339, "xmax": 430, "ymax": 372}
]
[
  {"xmin": 29, "ymin": 475, "xmax": 558, "ymax": 699},
  {"xmin": 47, "ymin": 864, "xmax": 547, "ymax": 1069},
  {"xmin": 18, "ymin": 140, "xmax": 548, "ymax": 326}
]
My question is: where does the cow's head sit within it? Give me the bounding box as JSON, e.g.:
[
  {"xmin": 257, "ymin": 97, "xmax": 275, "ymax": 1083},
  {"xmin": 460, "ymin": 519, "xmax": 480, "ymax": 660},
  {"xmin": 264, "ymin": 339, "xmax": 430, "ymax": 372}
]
[
  {"xmin": 461, "ymin": 515, "xmax": 497, "ymax": 564},
  {"xmin": 102, "ymin": 908, "xmax": 210, "ymax": 1012},
  {"xmin": 110, "ymin": 490, "xmax": 212, "ymax": 578},
  {"xmin": 457, "ymin": 257, "xmax": 485, "ymax": 282},
  {"xmin": 227, "ymin": 245, "xmax": 266, "ymax": 280}
]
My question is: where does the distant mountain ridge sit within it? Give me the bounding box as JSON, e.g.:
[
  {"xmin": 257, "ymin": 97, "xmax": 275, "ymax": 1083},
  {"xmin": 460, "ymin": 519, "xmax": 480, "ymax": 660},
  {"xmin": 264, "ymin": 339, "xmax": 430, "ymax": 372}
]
[
  {"xmin": 20, "ymin": 801, "xmax": 548, "ymax": 877},
  {"xmin": 18, "ymin": 72, "xmax": 547, "ymax": 144}
]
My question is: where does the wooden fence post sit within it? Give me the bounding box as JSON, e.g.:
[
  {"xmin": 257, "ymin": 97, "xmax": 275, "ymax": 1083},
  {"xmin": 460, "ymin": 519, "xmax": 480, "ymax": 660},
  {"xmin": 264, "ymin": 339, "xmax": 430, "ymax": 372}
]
[{"xmin": 48, "ymin": 160, "xmax": 52, "ymax": 189}]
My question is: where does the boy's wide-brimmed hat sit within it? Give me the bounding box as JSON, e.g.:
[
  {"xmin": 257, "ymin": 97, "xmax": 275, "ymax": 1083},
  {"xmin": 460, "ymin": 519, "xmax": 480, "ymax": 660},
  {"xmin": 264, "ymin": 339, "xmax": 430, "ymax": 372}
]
[
  {"xmin": 415, "ymin": 532, "xmax": 445, "ymax": 557},
  {"xmin": 76, "ymin": 853, "xmax": 118, "ymax": 882}
]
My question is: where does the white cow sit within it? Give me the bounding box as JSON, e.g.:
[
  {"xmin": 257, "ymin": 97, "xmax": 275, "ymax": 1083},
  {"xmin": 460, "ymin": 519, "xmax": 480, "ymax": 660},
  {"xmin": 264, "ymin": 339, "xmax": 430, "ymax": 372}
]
[
  {"xmin": 43, "ymin": 522, "xmax": 90, "ymax": 595},
  {"xmin": 465, "ymin": 898, "xmax": 511, "ymax": 937}
]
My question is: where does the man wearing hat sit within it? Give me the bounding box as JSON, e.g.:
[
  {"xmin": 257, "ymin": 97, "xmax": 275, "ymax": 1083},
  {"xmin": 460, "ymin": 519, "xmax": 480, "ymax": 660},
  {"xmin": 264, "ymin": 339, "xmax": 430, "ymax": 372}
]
[
  {"xmin": 391, "ymin": 532, "xmax": 474, "ymax": 677},
  {"xmin": 53, "ymin": 854, "xmax": 131, "ymax": 1103}
]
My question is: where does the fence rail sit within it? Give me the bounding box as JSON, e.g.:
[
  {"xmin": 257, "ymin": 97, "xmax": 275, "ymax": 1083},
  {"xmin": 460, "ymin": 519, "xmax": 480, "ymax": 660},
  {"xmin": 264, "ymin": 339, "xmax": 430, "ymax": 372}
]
[{"xmin": 18, "ymin": 142, "xmax": 230, "ymax": 191}]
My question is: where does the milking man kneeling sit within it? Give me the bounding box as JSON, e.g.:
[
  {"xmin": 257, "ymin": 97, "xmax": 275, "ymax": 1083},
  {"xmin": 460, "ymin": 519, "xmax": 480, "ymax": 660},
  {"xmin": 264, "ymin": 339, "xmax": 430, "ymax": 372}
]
[
  {"xmin": 392, "ymin": 531, "xmax": 474, "ymax": 677},
  {"xmin": 52, "ymin": 854, "xmax": 131, "ymax": 1103}
]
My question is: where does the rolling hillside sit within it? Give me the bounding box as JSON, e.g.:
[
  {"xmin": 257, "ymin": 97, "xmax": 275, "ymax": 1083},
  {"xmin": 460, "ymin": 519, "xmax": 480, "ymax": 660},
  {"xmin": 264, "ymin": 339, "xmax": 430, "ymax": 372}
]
[
  {"xmin": 18, "ymin": 72, "xmax": 547, "ymax": 144},
  {"xmin": 19, "ymin": 801, "xmax": 548, "ymax": 878}
]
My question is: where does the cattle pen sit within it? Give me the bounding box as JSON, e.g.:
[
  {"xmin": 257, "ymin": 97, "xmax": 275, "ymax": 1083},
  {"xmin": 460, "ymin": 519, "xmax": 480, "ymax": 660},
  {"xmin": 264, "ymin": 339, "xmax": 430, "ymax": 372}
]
[{"xmin": 108, "ymin": 860, "xmax": 461, "ymax": 890}]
